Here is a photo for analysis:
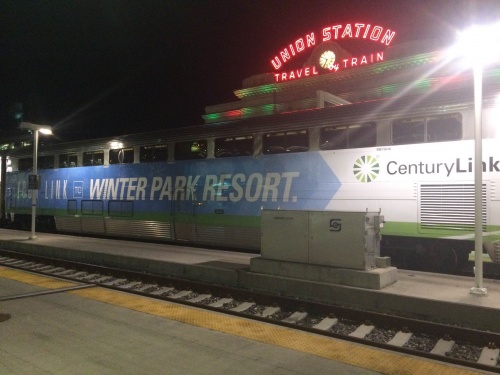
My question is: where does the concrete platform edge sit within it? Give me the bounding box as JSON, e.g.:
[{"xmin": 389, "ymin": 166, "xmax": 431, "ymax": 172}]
[
  {"xmin": 0, "ymin": 239, "xmax": 241, "ymax": 286},
  {"xmin": 249, "ymin": 257, "xmax": 398, "ymax": 289},
  {"xmin": 1, "ymin": 237, "xmax": 499, "ymax": 332}
]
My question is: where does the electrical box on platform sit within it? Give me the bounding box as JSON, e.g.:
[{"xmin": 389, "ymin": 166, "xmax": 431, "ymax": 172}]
[{"xmin": 261, "ymin": 209, "xmax": 384, "ymax": 270}]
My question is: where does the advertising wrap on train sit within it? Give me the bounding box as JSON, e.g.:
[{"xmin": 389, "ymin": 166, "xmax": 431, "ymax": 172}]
[{"xmin": 11, "ymin": 153, "xmax": 341, "ymax": 214}]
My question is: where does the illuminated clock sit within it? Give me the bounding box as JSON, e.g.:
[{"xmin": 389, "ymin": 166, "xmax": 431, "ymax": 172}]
[{"xmin": 319, "ymin": 50, "xmax": 336, "ymax": 70}]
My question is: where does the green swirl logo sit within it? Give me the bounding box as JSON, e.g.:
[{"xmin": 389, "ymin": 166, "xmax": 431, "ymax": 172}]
[{"xmin": 353, "ymin": 155, "xmax": 379, "ymax": 183}]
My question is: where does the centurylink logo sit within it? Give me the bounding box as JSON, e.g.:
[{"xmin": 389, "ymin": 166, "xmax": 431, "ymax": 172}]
[{"xmin": 353, "ymin": 155, "xmax": 380, "ymax": 182}]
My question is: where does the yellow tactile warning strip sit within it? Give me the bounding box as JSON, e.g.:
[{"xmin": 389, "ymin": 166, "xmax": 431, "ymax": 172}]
[
  {"xmin": 0, "ymin": 268, "xmax": 77, "ymax": 290},
  {"xmin": 0, "ymin": 267, "xmax": 483, "ymax": 375}
]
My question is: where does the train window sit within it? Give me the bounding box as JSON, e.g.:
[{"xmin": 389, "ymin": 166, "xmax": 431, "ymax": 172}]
[
  {"xmin": 263, "ymin": 132, "xmax": 285, "ymax": 154},
  {"xmin": 67, "ymin": 200, "xmax": 77, "ymax": 214},
  {"xmin": 427, "ymin": 115, "xmax": 462, "ymax": 142},
  {"xmin": 263, "ymin": 130, "xmax": 308, "ymax": 154},
  {"xmin": 140, "ymin": 144, "xmax": 168, "ymax": 163},
  {"xmin": 174, "ymin": 140, "xmax": 207, "ymax": 160},
  {"xmin": 108, "ymin": 200, "xmax": 134, "ymax": 217},
  {"xmin": 109, "ymin": 148, "xmax": 134, "ymax": 164},
  {"xmin": 320, "ymin": 126, "xmax": 348, "ymax": 149},
  {"xmin": 392, "ymin": 114, "xmax": 462, "ymax": 145},
  {"xmin": 350, "ymin": 123, "xmax": 377, "ymax": 148},
  {"xmin": 18, "ymin": 158, "xmax": 33, "ymax": 171},
  {"xmin": 38, "ymin": 155, "xmax": 54, "ymax": 169},
  {"xmin": 83, "ymin": 151, "xmax": 104, "ymax": 166},
  {"xmin": 392, "ymin": 118, "xmax": 425, "ymax": 145},
  {"xmin": 285, "ymin": 130, "xmax": 309, "ymax": 152},
  {"xmin": 215, "ymin": 135, "xmax": 253, "ymax": 158},
  {"xmin": 320, "ymin": 122, "xmax": 376, "ymax": 150},
  {"xmin": 81, "ymin": 200, "xmax": 103, "ymax": 215},
  {"xmin": 59, "ymin": 153, "xmax": 78, "ymax": 168}
]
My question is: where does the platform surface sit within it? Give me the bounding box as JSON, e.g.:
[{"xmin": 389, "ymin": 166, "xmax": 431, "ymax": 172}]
[
  {"xmin": 0, "ymin": 265, "xmax": 485, "ymax": 375},
  {"xmin": 0, "ymin": 268, "xmax": 388, "ymax": 375}
]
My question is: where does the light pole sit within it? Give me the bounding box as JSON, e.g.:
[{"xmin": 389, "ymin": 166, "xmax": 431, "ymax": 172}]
[
  {"xmin": 471, "ymin": 56, "xmax": 487, "ymax": 296},
  {"xmin": 19, "ymin": 122, "xmax": 53, "ymax": 240},
  {"xmin": 454, "ymin": 23, "xmax": 500, "ymax": 295}
]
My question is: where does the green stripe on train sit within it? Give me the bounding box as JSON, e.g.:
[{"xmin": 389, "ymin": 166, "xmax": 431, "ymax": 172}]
[{"xmin": 382, "ymin": 221, "xmax": 500, "ymax": 242}]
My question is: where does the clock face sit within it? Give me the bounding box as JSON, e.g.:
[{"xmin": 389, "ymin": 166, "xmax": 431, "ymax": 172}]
[{"xmin": 319, "ymin": 50, "xmax": 336, "ymax": 70}]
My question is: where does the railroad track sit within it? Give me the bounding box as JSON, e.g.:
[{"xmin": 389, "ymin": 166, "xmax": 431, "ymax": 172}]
[{"xmin": 1, "ymin": 249, "xmax": 499, "ymax": 373}]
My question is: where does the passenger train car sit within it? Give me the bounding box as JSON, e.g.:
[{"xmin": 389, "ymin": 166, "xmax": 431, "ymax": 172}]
[{"xmin": 3, "ymin": 84, "xmax": 500, "ymax": 273}]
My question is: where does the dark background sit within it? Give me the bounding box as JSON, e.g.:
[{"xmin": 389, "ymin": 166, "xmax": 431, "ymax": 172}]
[{"xmin": 2, "ymin": 0, "xmax": 500, "ymax": 142}]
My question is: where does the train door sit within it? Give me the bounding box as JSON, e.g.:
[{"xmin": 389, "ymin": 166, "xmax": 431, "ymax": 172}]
[{"xmin": 172, "ymin": 185, "xmax": 197, "ymax": 242}]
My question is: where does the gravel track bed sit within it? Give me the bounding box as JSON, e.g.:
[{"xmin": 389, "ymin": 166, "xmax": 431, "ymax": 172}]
[
  {"xmin": 403, "ymin": 334, "xmax": 438, "ymax": 352},
  {"xmin": 330, "ymin": 319, "xmax": 358, "ymax": 335},
  {"xmin": 268, "ymin": 310, "xmax": 293, "ymax": 321},
  {"xmin": 297, "ymin": 314, "xmax": 327, "ymax": 327},
  {"xmin": 197, "ymin": 296, "xmax": 221, "ymax": 305},
  {"xmin": 365, "ymin": 328, "xmax": 397, "ymax": 343},
  {"xmin": 244, "ymin": 304, "xmax": 267, "ymax": 316},
  {"xmin": 447, "ymin": 343, "xmax": 482, "ymax": 362}
]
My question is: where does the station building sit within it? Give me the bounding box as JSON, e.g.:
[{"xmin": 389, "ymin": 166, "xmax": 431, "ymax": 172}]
[{"xmin": 202, "ymin": 24, "xmax": 479, "ymax": 125}]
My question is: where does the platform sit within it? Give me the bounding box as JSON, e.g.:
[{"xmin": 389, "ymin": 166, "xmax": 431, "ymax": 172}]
[
  {"xmin": 1, "ymin": 229, "xmax": 500, "ymax": 334},
  {"xmin": 1, "ymin": 267, "xmax": 386, "ymax": 375}
]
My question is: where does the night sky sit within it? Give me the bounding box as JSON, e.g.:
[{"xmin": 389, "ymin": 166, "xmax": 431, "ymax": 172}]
[{"xmin": 2, "ymin": 0, "xmax": 500, "ymax": 142}]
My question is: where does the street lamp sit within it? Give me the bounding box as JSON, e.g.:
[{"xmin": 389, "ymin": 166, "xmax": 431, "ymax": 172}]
[
  {"xmin": 453, "ymin": 23, "xmax": 500, "ymax": 296},
  {"xmin": 19, "ymin": 122, "xmax": 53, "ymax": 240}
]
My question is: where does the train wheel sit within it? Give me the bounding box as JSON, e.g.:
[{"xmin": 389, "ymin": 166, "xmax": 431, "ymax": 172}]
[{"xmin": 415, "ymin": 242, "xmax": 458, "ymax": 274}]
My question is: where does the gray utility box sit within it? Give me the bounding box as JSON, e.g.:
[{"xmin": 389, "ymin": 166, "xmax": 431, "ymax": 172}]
[{"xmin": 261, "ymin": 210, "xmax": 384, "ymax": 270}]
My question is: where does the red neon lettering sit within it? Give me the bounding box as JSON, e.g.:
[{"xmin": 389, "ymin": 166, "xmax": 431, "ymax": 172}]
[
  {"xmin": 322, "ymin": 27, "xmax": 331, "ymax": 41},
  {"xmin": 332, "ymin": 25, "xmax": 342, "ymax": 39},
  {"xmin": 370, "ymin": 26, "xmax": 383, "ymax": 41},
  {"xmin": 295, "ymin": 38, "xmax": 305, "ymax": 52},
  {"xmin": 306, "ymin": 32, "xmax": 316, "ymax": 47},
  {"xmin": 271, "ymin": 58, "xmax": 281, "ymax": 70},
  {"xmin": 351, "ymin": 57, "xmax": 358, "ymax": 66},
  {"xmin": 377, "ymin": 52, "xmax": 384, "ymax": 61},
  {"xmin": 342, "ymin": 24, "xmax": 353, "ymax": 38},
  {"xmin": 354, "ymin": 23, "xmax": 365, "ymax": 37},
  {"xmin": 343, "ymin": 58, "xmax": 349, "ymax": 68},
  {"xmin": 381, "ymin": 30, "xmax": 396, "ymax": 45},
  {"xmin": 270, "ymin": 24, "xmax": 396, "ymax": 70},
  {"xmin": 363, "ymin": 24, "xmax": 371, "ymax": 38},
  {"xmin": 272, "ymin": 65, "xmax": 324, "ymax": 82},
  {"xmin": 280, "ymin": 49, "xmax": 291, "ymax": 62}
]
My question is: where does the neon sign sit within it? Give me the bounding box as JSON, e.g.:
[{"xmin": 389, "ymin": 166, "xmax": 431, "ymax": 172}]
[
  {"xmin": 270, "ymin": 23, "xmax": 396, "ymax": 70},
  {"xmin": 274, "ymin": 52, "xmax": 385, "ymax": 83}
]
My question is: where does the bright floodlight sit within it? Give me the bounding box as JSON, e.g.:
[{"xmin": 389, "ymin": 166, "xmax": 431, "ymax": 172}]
[
  {"xmin": 19, "ymin": 122, "xmax": 53, "ymax": 135},
  {"xmin": 39, "ymin": 128, "xmax": 53, "ymax": 135},
  {"xmin": 453, "ymin": 22, "xmax": 500, "ymax": 68}
]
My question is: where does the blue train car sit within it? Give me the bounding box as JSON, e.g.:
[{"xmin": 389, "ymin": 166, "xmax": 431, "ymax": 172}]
[{"xmin": 6, "ymin": 151, "xmax": 339, "ymax": 250}]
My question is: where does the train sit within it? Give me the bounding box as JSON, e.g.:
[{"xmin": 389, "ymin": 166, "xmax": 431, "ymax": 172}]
[{"xmin": 3, "ymin": 80, "xmax": 500, "ymax": 273}]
